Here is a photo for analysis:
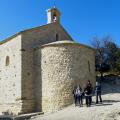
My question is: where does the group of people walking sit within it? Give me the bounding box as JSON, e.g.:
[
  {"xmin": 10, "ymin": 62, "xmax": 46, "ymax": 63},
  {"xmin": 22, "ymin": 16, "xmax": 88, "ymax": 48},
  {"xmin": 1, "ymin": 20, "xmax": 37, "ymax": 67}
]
[{"xmin": 73, "ymin": 80, "xmax": 102, "ymax": 107}]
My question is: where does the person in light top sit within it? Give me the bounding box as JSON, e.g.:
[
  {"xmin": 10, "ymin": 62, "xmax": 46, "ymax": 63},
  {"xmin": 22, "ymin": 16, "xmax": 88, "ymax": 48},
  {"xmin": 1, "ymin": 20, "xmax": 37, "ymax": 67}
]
[{"xmin": 73, "ymin": 85, "xmax": 83, "ymax": 107}]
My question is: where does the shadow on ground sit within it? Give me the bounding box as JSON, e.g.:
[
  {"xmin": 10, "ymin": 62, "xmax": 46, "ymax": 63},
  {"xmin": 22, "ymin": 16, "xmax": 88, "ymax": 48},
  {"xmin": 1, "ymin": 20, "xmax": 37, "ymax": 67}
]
[
  {"xmin": 102, "ymin": 100, "xmax": 120, "ymax": 103},
  {"xmin": 90, "ymin": 99, "xmax": 120, "ymax": 107}
]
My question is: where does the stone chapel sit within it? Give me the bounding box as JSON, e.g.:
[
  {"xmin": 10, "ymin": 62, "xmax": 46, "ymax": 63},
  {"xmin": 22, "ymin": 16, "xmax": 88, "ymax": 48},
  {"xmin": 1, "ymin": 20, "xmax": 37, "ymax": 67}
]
[{"xmin": 0, "ymin": 7, "xmax": 96, "ymax": 115}]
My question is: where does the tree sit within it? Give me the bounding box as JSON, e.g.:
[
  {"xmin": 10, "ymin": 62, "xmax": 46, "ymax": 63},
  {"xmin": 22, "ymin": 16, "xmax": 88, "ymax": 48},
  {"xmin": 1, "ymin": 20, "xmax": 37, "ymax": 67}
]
[
  {"xmin": 114, "ymin": 48, "xmax": 120, "ymax": 73},
  {"xmin": 91, "ymin": 36, "xmax": 120, "ymax": 78},
  {"xmin": 91, "ymin": 36, "xmax": 110, "ymax": 79},
  {"xmin": 106, "ymin": 41, "xmax": 118, "ymax": 71}
]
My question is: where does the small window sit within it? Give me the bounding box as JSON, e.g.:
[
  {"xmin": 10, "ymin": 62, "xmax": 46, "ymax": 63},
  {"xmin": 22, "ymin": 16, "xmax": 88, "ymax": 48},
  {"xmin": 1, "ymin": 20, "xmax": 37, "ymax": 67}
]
[
  {"xmin": 53, "ymin": 13, "xmax": 57, "ymax": 22},
  {"xmin": 88, "ymin": 61, "xmax": 90, "ymax": 72},
  {"xmin": 6, "ymin": 56, "xmax": 10, "ymax": 66},
  {"xmin": 56, "ymin": 34, "xmax": 59, "ymax": 41}
]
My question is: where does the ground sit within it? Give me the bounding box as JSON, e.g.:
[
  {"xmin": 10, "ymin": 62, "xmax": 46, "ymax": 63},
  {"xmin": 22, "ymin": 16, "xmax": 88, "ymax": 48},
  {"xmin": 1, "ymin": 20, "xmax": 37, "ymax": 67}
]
[{"xmin": 30, "ymin": 82, "xmax": 120, "ymax": 120}]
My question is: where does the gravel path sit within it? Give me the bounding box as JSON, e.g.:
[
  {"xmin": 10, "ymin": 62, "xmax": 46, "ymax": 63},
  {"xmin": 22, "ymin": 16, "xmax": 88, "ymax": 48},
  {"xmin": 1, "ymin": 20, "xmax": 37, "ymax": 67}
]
[{"xmin": 31, "ymin": 83, "xmax": 120, "ymax": 120}]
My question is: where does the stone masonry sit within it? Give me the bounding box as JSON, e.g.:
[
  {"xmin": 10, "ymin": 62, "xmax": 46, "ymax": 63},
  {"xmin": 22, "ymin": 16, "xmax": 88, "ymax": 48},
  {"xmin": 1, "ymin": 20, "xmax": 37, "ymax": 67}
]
[
  {"xmin": 35, "ymin": 41, "xmax": 95, "ymax": 113},
  {"xmin": 0, "ymin": 7, "xmax": 96, "ymax": 115}
]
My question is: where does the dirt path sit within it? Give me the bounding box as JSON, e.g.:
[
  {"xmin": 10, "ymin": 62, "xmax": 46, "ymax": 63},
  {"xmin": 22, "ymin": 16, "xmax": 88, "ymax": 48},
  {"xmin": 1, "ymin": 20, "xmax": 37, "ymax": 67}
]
[{"xmin": 31, "ymin": 83, "xmax": 120, "ymax": 120}]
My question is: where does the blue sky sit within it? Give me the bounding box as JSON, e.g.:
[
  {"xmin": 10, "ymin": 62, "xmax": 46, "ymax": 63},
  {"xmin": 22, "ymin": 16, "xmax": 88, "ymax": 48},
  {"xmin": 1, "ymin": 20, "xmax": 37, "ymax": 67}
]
[{"xmin": 0, "ymin": 0, "xmax": 120, "ymax": 46}]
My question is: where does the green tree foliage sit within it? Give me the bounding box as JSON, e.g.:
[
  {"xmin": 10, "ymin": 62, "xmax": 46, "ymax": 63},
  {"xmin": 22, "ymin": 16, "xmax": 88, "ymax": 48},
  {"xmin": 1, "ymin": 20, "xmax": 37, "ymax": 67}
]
[{"xmin": 115, "ymin": 48, "xmax": 120, "ymax": 73}]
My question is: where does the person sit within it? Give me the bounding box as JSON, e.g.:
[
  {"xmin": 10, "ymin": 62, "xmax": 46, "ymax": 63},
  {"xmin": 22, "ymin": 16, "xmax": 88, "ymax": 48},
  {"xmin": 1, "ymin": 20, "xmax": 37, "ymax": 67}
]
[
  {"xmin": 95, "ymin": 81, "xmax": 102, "ymax": 104},
  {"xmin": 80, "ymin": 87, "xmax": 84, "ymax": 106},
  {"xmin": 76, "ymin": 85, "xmax": 83, "ymax": 107},
  {"xmin": 84, "ymin": 80, "xmax": 93, "ymax": 107},
  {"xmin": 73, "ymin": 85, "xmax": 83, "ymax": 106},
  {"xmin": 73, "ymin": 86, "xmax": 77, "ymax": 106}
]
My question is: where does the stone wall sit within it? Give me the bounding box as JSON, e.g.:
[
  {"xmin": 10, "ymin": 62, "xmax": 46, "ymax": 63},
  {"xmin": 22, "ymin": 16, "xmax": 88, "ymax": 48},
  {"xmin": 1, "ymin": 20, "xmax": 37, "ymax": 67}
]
[
  {"xmin": 0, "ymin": 22, "xmax": 73, "ymax": 114},
  {"xmin": 35, "ymin": 41, "xmax": 96, "ymax": 113},
  {"xmin": 21, "ymin": 22, "xmax": 73, "ymax": 113},
  {"xmin": 0, "ymin": 22, "xmax": 95, "ymax": 114},
  {"xmin": 0, "ymin": 35, "xmax": 22, "ymax": 115}
]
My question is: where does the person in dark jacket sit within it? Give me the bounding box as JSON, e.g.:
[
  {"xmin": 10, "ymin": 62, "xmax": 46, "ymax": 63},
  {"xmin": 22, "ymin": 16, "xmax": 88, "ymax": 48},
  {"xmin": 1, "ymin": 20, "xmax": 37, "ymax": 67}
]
[
  {"xmin": 95, "ymin": 81, "xmax": 102, "ymax": 104},
  {"xmin": 73, "ymin": 86, "xmax": 77, "ymax": 106},
  {"xmin": 84, "ymin": 80, "xmax": 93, "ymax": 107}
]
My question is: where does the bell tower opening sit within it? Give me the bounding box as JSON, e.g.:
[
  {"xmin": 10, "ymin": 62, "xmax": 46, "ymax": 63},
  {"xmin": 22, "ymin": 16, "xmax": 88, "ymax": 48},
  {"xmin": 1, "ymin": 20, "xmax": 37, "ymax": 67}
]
[
  {"xmin": 53, "ymin": 13, "xmax": 57, "ymax": 22},
  {"xmin": 47, "ymin": 7, "xmax": 61, "ymax": 24}
]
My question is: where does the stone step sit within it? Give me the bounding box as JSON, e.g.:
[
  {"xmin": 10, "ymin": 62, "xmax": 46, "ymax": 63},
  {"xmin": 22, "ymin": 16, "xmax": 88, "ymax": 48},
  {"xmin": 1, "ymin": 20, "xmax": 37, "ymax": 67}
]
[{"xmin": 0, "ymin": 112, "xmax": 44, "ymax": 120}]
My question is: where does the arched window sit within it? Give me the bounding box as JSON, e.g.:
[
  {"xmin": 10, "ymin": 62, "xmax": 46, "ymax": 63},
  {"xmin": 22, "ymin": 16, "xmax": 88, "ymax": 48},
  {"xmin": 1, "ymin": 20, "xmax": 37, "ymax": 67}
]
[
  {"xmin": 6, "ymin": 56, "xmax": 10, "ymax": 66},
  {"xmin": 88, "ymin": 61, "xmax": 90, "ymax": 72},
  {"xmin": 56, "ymin": 34, "xmax": 59, "ymax": 41}
]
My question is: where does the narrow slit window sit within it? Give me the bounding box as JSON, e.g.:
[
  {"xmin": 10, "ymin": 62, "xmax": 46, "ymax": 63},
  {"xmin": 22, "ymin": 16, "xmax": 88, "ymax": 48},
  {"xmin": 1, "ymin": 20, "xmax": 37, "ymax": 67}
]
[
  {"xmin": 56, "ymin": 34, "xmax": 59, "ymax": 41},
  {"xmin": 88, "ymin": 61, "xmax": 90, "ymax": 72},
  {"xmin": 6, "ymin": 56, "xmax": 10, "ymax": 66}
]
